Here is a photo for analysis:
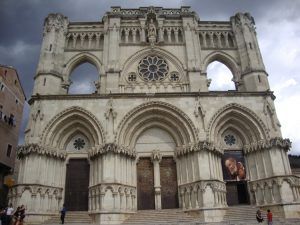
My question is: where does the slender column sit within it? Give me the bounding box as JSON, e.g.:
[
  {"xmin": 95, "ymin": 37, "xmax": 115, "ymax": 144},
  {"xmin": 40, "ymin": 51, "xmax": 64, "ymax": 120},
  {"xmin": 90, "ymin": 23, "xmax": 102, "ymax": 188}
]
[{"xmin": 151, "ymin": 150, "xmax": 162, "ymax": 210}]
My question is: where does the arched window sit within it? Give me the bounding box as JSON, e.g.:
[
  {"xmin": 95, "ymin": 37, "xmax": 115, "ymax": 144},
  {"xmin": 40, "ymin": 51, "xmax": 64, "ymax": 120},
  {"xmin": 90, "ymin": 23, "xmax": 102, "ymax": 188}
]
[
  {"xmin": 68, "ymin": 62, "xmax": 98, "ymax": 94},
  {"xmin": 207, "ymin": 61, "xmax": 236, "ymax": 91}
]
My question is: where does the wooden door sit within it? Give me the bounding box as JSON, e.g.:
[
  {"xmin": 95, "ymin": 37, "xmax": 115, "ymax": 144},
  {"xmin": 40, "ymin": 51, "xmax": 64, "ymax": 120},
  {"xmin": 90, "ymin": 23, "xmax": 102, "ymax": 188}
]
[
  {"xmin": 64, "ymin": 158, "xmax": 90, "ymax": 211},
  {"xmin": 160, "ymin": 157, "xmax": 179, "ymax": 209},
  {"xmin": 137, "ymin": 158, "xmax": 155, "ymax": 210}
]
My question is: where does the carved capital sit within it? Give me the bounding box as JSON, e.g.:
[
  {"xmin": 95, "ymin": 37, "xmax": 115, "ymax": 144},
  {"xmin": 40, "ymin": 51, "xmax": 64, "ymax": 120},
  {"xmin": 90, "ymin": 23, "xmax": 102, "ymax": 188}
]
[{"xmin": 151, "ymin": 149, "xmax": 162, "ymax": 163}]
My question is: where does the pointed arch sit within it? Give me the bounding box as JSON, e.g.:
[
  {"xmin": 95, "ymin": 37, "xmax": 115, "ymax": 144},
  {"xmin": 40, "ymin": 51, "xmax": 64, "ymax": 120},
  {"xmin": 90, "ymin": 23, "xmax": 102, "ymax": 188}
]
[
  {"xmin": 116, "ymin": 101, "xmax": 198, "ymax": 149},
  {"xmin": 41, "ymin": 106, "xmax": 105, "ymax": 149},
  {"xmin": 121, "ymin": 47, "xmax": 186, "ymax": 78},
  {"xmin": 63, "ymin": 52, "xmax": 104, "ymax": 81},
  {"xmin": 202, "ymin": 51, "xmax": 241, "ymax": 81},
  {"xmin": 207, "ymin": 103, "xmax": 269, "ymax": 149}
]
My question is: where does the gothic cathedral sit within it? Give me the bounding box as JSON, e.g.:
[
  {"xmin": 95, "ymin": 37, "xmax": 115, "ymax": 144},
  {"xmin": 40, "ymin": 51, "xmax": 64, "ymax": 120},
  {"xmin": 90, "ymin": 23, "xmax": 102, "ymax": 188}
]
[{"xmin": 10, "ymin": 7, "xmax": 300, "ymax": 224}]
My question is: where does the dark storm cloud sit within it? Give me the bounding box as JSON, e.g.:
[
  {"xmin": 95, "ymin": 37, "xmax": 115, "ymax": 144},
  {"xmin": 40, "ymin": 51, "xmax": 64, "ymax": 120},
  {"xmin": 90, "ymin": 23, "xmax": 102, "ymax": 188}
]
[{"xmin": 1, "ymin": 0, "xmax": 300, "ymax": 153}]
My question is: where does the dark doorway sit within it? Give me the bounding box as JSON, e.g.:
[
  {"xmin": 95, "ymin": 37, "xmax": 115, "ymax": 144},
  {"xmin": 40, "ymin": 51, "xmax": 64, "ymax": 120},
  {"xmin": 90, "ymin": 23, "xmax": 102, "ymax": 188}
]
[
  {"xmin": 226, "ymin": 181, "xmax": 249, "ymax": 205},
  {"xmin": 64, "ymin": 158, "xmax": 90, "ymax": 211},
  {"xmin": 137, "ymin": 157, "xmax": 155, "ymax": 210},
  {"xmin": 160, "ymin": 157, "xmax": 179, "ymax": 209}
]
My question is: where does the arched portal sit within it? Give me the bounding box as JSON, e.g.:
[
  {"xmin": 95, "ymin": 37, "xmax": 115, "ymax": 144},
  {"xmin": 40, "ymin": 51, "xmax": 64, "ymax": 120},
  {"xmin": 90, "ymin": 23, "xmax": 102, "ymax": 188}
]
[
  {"xmin": 208, "ymin": 103, "xmax": 269, "ymax": 205},
  {"xmin": 116, "ymin": 101, "xmax": 197, "ymax": 210}
]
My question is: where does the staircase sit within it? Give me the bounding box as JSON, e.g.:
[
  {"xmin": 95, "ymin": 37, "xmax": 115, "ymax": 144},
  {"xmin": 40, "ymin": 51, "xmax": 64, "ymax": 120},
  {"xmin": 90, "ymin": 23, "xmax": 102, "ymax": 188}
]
[
  {"xmin": 122, "ymin": 209, "xmax": 197, "ymax": 225},
  {"xmin": 121, "ymin": 206, "xmax": 300, "ymax": 225},
  {"xmin": 42, "ymin": 211, "xmax": 92, "ymax": 224}
]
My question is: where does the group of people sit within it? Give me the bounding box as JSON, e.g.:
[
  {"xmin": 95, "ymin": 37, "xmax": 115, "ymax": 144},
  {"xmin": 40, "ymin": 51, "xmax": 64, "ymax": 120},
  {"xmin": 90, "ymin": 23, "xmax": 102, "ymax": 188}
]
[
  {"xmin": 0, "ymin": 204, "xmax": 25, "ymax": 225},
  {"xmin": 256, "ymin": 209, "xmax": 273, "ymax": 225}
]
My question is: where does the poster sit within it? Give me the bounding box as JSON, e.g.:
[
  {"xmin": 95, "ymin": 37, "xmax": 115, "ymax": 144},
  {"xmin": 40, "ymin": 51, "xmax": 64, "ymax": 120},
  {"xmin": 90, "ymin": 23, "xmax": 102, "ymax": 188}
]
[{"xmin": 222, "ymin": 150, "xmax": 246, "ymax": 181}]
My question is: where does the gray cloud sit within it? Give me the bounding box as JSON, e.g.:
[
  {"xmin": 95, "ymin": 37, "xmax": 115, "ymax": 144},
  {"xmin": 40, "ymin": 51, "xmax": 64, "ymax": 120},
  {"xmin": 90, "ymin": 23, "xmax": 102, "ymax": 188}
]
[{"xmin": 1, "ymin": 0, "xmax": 299, "ymax": 154}]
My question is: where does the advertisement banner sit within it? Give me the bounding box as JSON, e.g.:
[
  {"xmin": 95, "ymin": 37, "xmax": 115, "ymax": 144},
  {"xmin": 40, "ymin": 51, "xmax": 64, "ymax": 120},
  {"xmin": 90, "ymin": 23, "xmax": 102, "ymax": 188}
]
[{"xmin": 222, "ymin": 150, "xmax": 246, "ymax": 181}]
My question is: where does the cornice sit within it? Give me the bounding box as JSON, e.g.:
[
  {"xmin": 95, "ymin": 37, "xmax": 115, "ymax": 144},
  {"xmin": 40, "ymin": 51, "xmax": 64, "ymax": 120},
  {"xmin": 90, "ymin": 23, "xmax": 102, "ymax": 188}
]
[{"xmin": 28, "ymin": 91, "xmax": 274, "ymax": 104}]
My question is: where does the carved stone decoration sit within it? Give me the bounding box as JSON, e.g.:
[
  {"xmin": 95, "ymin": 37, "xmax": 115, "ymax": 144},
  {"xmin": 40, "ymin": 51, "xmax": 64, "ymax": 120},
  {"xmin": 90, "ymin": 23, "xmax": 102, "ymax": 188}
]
[
  {"xmin": 175, "ymin": 141, "xmax": 222, "ymax": 157},
  {"xmin": 17, "ymin": 144, "xmax": 66, "ymax": 159},
  {"xmin": 243, "ymin": 137, "xmax": 292, "ymax": 154},
  {"xmin": 151, "ymin": 149, "xmax": 162, "ymax": 163},
  {"xmin": 43, "ymin": 13, "xmax": 69, "ymax": 35},
  {"xmin": 88, "ymin": 143, "xmax": 136, "ymax": 159},
  {"xmin": 231, "ymin": 12, "xmax": 256, "ymax": 32},
  {"xmin": 30, "ymin": 101, "xmax": 45, "ymax": 138},
  {"xmin": 105, "ymin": 98, "xmax": 117, "ymax": 142},
  {"xmin": 194, "ymin": 97, "xmax": 206, "ymax": 134}
]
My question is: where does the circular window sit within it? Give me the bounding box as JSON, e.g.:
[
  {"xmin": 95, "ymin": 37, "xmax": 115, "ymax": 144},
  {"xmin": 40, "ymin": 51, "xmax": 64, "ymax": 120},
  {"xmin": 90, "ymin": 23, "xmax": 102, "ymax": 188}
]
[
  {"xmin": 224, "ymin": 134, "xmax": 236, "ymax": 146},
  {"xmin": 138, "ymin": 55, "xmax": 169, "ymax": 81},
  {"xmin": 73, "ymin": 138, "xmax": 85, "ymax": 150}
]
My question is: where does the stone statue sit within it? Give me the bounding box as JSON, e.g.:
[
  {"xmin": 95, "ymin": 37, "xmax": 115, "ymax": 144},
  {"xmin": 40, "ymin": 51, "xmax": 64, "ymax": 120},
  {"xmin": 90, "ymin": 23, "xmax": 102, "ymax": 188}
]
[{"xmin": 147, "ymin": 19, "xmax": 157, "ymax": 45}]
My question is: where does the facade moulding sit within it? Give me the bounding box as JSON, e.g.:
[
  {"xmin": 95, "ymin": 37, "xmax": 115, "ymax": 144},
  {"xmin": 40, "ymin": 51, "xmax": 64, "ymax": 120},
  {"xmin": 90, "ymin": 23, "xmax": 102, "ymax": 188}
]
[
  {"xmin": 244, "ymin": 137, "xmax": 292, "ymax": 155},
  {"xmin": 17, "ymin": 143, "xmax": 66, "ymax": 159},
  {"xmin": 9, "ymin": 184, "xmax": 63, "ymax": 197},
  {"xmin": 175, "ymin": 141, "xmax": 222, "ymax": 157},
  {"xmin": 249, "ymin": 175, "xmax": 300, "ymax": 188},
  {"xmin": 88, "ymin": 143, "xmax": 136, "ymax": 159},
  {"xmin": 34, "ymin": 71, "xmax": 63, "ymax": 80},
  {"xmin": 27, "ymin": 91, "xmax": 275, "ymax": 104}
]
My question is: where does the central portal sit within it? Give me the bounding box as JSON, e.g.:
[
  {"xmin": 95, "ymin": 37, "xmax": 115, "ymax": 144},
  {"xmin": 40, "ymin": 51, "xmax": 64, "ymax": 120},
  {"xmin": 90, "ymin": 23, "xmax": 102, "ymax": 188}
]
[
  {"xmin": 64, "ymin": 158, "xmax": 90, "ymax": 211},
  {"xmin": 160, "ymin": 157, "xmax": 179, "ymax": 209}
]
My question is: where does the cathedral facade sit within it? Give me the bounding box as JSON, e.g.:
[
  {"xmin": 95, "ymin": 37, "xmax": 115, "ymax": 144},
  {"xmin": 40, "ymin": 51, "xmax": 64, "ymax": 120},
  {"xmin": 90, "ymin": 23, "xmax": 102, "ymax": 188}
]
[{"xmin": 10, "ymin": 7, "xmax": 300, "ymax": 224}]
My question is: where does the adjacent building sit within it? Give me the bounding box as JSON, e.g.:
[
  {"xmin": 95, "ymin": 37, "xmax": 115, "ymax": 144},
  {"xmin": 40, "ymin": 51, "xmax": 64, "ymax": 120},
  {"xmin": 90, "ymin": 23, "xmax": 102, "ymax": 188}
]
[
  {"xmin": 0, "ymin": 65, "xmax": 26, "ymax": 206},
  {"xmin": 10, "ymin": 7, "xmax": 300, "ymax": 224}
]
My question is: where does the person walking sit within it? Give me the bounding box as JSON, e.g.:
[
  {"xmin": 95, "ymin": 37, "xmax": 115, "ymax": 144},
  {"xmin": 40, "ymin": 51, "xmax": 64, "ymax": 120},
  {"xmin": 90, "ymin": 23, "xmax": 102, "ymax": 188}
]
[
  {"xmin": 5, "ymin": 204, "xmax": 14, "ymax": 225},
  {"xmin": 60, "ymin": 204, "xmax": 66, "ymax": 224},
  {"xmin": 267, "ymin": 209, "xmax": 273, "ymax": 225}
]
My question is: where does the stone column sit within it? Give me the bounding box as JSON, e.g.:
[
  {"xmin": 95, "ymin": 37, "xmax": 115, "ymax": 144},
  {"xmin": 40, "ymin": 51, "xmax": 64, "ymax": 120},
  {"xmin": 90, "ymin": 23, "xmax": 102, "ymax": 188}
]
[{"xmin": 151, "ymin": 150, "xmax": 162, "ymax": 210}]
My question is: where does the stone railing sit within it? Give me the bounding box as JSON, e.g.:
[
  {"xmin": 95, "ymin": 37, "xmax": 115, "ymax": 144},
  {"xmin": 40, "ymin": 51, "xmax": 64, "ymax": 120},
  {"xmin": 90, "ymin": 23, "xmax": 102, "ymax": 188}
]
[
  {"xmin": 65, "ymin": 32, "xmax": 104, "ymax": 50},
  {"xmin": 9, "ymin": 184, "xmax": 63, "ymax": 214},
  {"xmin": 179, "ymin": 180, "xmax": 227, "ymax": 210},
  {"xmin": 89, "ymin": 183, "xmax": 136, "ymax": 213},
  {"xmin": 198, "ymin": 31, "xmax": 236, "ymax": 49},
  {"xmin": 249, "ymin": 175, "xmax": 300, "ymax": 206}
]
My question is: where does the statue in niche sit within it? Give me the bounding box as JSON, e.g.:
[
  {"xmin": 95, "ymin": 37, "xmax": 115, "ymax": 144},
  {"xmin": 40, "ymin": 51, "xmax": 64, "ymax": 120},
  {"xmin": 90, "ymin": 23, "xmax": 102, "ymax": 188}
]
[{"xmin": 147, "ymin": 19, "xmax": 157, "ymax": 46}]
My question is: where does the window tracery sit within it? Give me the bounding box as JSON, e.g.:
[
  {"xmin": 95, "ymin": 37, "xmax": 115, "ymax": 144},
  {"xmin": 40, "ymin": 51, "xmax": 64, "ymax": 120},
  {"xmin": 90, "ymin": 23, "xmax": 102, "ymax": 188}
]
[{"xmin": 138, "ymin": 55, "xmax": 169, "ymax": 81}]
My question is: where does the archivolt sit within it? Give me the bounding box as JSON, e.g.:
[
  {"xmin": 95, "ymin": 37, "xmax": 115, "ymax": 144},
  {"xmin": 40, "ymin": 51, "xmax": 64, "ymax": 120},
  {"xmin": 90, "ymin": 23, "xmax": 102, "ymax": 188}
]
[
  {"xmin": 116, "ymin": 101, "xmax": 198, "ymax": 149},
  {"xmin": 41, "ymin": 106, "xmax": 105, "ymax": 148},
  {"xmin": 121, "ymin": 47, "xmax": 186, "ymax": 78},
  {"xmin": 207, "ymin": 103, "xmax": 269, "ymax": 147},
  {"xmin": 202, "ymin": 51, "xmax": 241, "ymax": 81},
  {"xmin": 62, "ymin": 52, "xmax": 104, "ymax": 81}
]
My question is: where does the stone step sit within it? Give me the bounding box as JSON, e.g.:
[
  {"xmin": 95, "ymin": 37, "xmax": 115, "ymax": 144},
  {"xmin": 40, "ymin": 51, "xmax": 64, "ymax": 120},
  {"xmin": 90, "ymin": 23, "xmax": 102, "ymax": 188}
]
[
  {"xmin": 122, "ymin": 209, "xmax": 196, "ymax": 225},
  {"xmin": 42, "ymin": 211, "xmax": 92, "ymax": 224}
]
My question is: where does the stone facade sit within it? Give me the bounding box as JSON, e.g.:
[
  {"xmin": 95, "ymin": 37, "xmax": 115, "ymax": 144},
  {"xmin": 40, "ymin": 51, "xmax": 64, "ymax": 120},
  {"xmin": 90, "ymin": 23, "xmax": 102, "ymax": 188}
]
[
  {"xmin": 0, "ymin": 65, "xmax": 26, "ymax": 206},
  {"xmin": 10, "ymin": 6, "xmax": 300, "ymax": 224}
]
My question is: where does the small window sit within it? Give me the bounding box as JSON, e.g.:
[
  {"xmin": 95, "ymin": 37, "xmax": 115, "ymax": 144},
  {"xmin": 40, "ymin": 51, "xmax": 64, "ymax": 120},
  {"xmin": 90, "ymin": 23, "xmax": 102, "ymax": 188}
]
[
  {"xmin": 128, "ymin": 73, "xmax": 137, "ymax": 82},
  {"xmin": 4, "ymin": 70, "xmax": 7, "ymax": 76},
  {"xmin": 14, "ymin": 80, "xmax": 17, "ymax": 85},
  {"xmin": 16, "ymin": 99, "xmax": 19, "ymax": 104},
  {"xmin": 43, "ymin": 78, "xmax": 47, "ymax": 86},
  {"xmin": 7, "ymin": 144, "xmax": 12, "ymax": 157},
  {"xmin": 0, "ymin": 82, "xmax": 4, "ymax": 91},
  {"xmin": 49, "ymin": 44, "xmax": 52, "ymax": 51}
]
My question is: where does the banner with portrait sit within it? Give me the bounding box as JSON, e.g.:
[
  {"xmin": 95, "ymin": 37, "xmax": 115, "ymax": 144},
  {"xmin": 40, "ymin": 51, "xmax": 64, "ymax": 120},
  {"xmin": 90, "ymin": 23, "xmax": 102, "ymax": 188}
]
[{"xmin": 222, "ymin": 150, "xmax": 246, "ymax": 181}]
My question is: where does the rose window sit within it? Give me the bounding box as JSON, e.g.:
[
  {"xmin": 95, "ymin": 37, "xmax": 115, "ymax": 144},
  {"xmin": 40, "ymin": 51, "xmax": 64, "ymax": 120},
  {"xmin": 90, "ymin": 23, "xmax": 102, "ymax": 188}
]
[
  {"xmin": 138, "ymin": 56, "xmax": 169, "ymax": 81},
  {"xmin": 73, "ymin": 138, "xmax": 85, "ymax": 150},
  {"xmin": 224, "ymin": 134, "xmax": 236, "ymax": 146}
]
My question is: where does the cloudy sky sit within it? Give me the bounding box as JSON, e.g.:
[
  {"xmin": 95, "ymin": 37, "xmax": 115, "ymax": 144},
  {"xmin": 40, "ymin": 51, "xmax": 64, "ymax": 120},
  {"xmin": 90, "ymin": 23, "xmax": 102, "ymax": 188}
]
[{"xmin": 0, "ymin": 0, "xmax": 299, "ymax": 155}]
